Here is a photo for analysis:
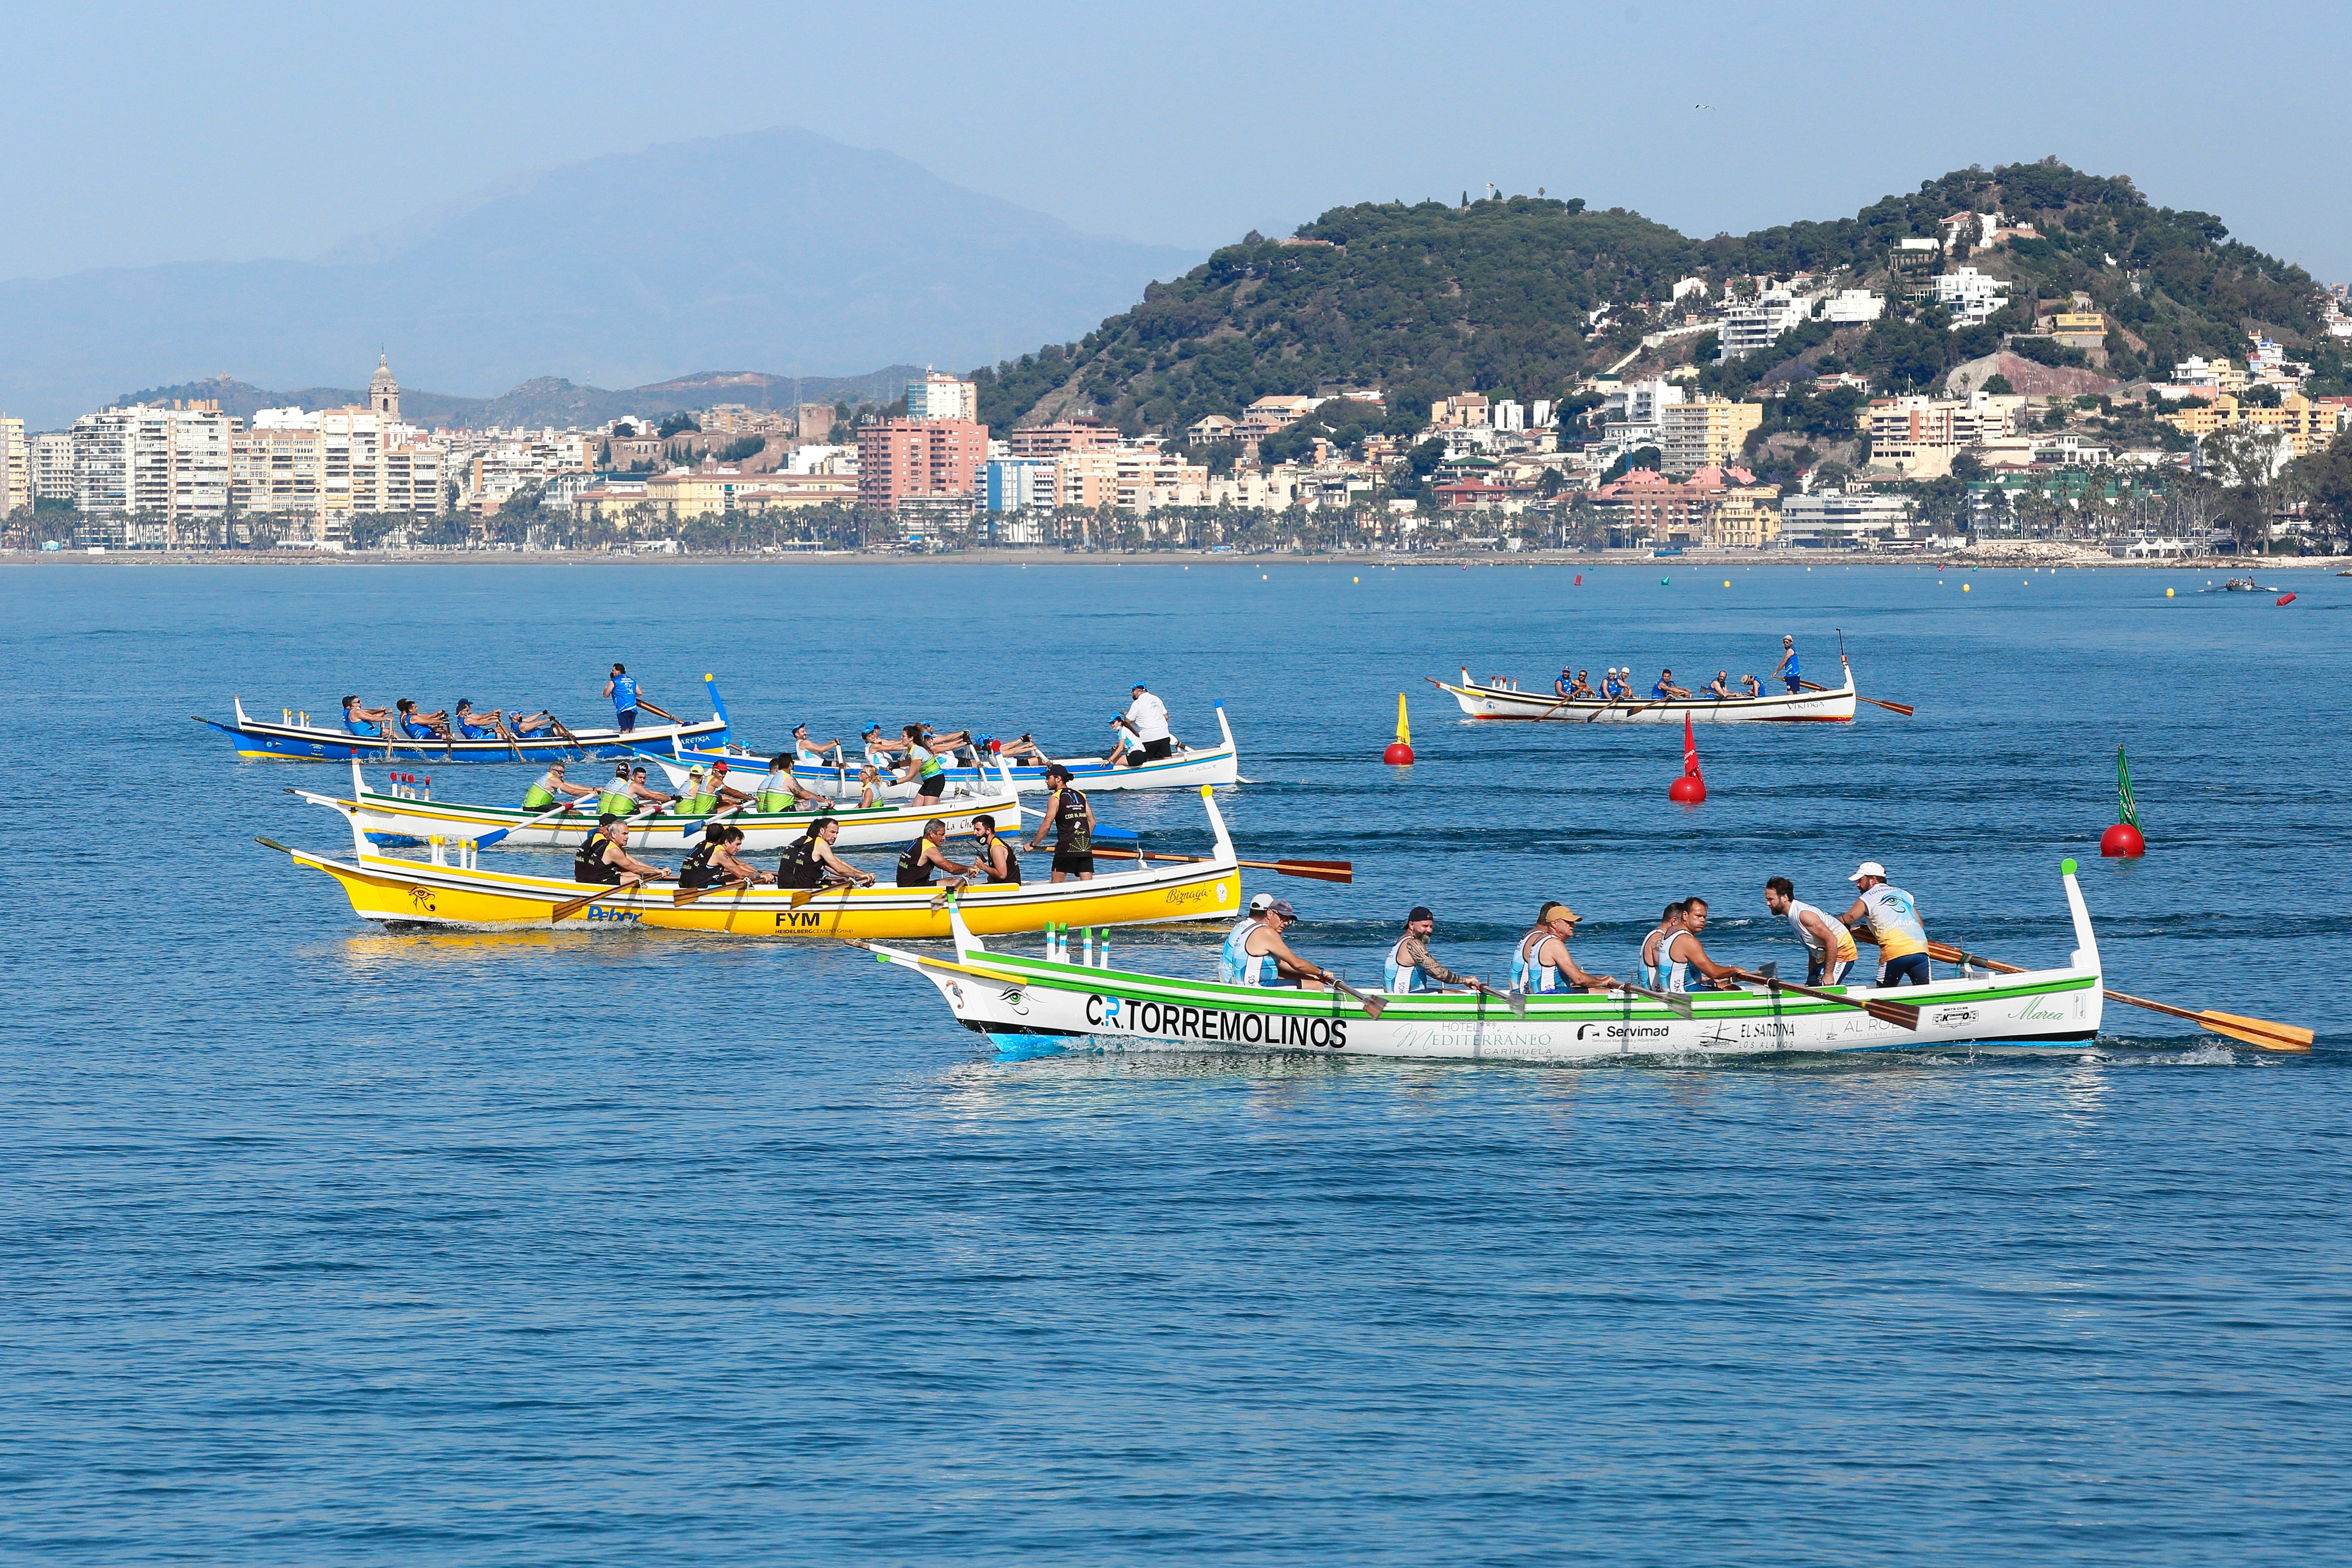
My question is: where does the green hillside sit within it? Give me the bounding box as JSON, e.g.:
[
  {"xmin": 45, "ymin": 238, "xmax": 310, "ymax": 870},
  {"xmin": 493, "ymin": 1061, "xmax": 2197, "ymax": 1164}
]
[{"xmin": 973, "ymin": 160, "xmax": 2334, "ymax": 434}]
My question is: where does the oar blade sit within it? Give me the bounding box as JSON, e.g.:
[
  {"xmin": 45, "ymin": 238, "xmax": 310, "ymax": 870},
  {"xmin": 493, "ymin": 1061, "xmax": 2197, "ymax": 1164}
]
[
  {"xmin": 1273, "ymin": 860, "xmax": 1353, "ymax": 884},
  {"xmin": 1867, "ymin": 999, "xmax": 1922, "ymax": 1031},
  {"xmin": 1871, "ymin": 699, "xmax": 1916, "ymax": 717},
  {"xmin": 1358, "ymin": 994, "xmax": 1386, "ymax": 1020},
  {"xmin": 474, "ymin": 827, "xmax": 513, "ymax": 848},
  {"xmin": 2199, "ymin": 1011, "xmax": 2314, "ymax": 1052}
]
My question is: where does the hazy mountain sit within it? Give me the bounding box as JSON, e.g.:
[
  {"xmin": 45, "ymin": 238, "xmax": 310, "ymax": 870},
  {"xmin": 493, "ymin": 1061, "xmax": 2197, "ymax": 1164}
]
[
  {"xmin": 115, "ymin": 367, "xmax": 925, "ymax": 430},
  {"xmin": 2, "ymin": 127, "xmax": 1199, "ymax": 428}
]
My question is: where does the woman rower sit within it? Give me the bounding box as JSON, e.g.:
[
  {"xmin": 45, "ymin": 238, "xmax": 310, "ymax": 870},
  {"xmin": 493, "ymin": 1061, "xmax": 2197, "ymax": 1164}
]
[
  {"xmin": 774, "ymin": 817, "xmax": 874, "ymax": 891},
  {"xmin": 855, "ymin": 766, "xmax": 885, "ymax": 808}
]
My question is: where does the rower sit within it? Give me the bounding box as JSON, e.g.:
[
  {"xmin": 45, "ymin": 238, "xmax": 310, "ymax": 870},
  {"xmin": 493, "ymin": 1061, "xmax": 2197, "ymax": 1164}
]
[
  {"xmin": 1699, "ymin": 671, "xmax": 1733, "ymax": 700},
  {"xmin": 756, "ymin": 752, "xmax": 830, "ymax": 813},
  {"xmin": 897, "ymin": 723, "xmax": 966, "ymax": 802},
  {"xmin": 622, "ymin": 765, "xmax": 677, "ymax": 817},
  {"xmin": 966, "ymin": 814, "xmax": 1020, "ymax": 884},
  {"xmin": 895, "ymin": 819, "xmax": 975, "ymax": 888},
  {"xmin": 604, "ymin": 663, "xmax": 644, "ymax": 733},
  {"xmin": 1385, "ymin": 906, "xmax": 1478, "ymax": 994},
  {"xmin": 520, "ymin": 761, "xmax": 597, "ymax": 812},
  {"xmin": 595, "ymin": 762, "xmax": 636, "ymax": 817},
  {"xmin": 1659, "ymin": 897, "xmax": 1741, "ymax": 990},
  {"xmin": 1763, "ymin": 876, "xmax": 1858, "ymax": 985},
  {"xmin": 791, "ymin": 723, "xmax": 841, "ymax": 764},
  {"xmin": 507, "ymin": 708, "xmax": 559, "ymax": 737},
  {"xmin": 1838, "ymin": 861, "xmax": 1932, "ymax": 986},
  {"xmin": 1512, "ymin": 902, "xmax": 1617, "ymax": 994},
  {"xmin": 1651, "ymin": 668, "xmax": 1692, "ymax": 701},
  {"xmin": 995, "ymin": 733, "xmax": 1046, "ymax": 761},
  {"xmin": 1639, "ymin": 902, "xmax": 1687, "ymax": 989},
  {"xmin": 1218, "ymin": 892, "xmax": 1276, "ymax": 982},
  {"xmin": 1553, "ymin": 667, "xmax": 1575, "ymax": 698},
  {"xmin": 708, "ymin": 761, "xmax": 754, "ymax": 811},
  {"xmin": 1773, "ymin": 635, "xmax": 1801, "ymax": 694},
  {"xmin": 572, "ymin": 814, "xmax": 669, "ymax": 884},
  {"xmin": 774, "ymin": 816, "xmax": 873, "ymax": 890},
  {"xmin": 394, "ymin": 698, "xmax": 449, "ymax": 739},
  {"xmin": 1027, "ymin": 763, "xmax": 1095, "ymax": 882},
  {"xmin": 675, "ymin": 766, "xmax": 717, "ymax": 816},
  {"xmin": 1568, "ymin": 670, "xmax": 1596, "ymax": 700},
  {"xmin": 341, "ymin": 696, "xmax": 392, "ymax": 737},
  {"xmin": 1111, "ymin": 682, "xmax": 1173, "ymax": 768},
  {"xmin": 452, "ymin": 699, "xmax": 511, "ymax": 740},
  {"xmin": 680, "ymin": 823, "xmax": 768, "ymax": 890},
  {"xmin": 1235, "ymin": 899, "xmax": 1336, "ymax": 989},
  {"xmin": 1740, "ymin": 673, "xmax": 1763, "ymax": 698}
]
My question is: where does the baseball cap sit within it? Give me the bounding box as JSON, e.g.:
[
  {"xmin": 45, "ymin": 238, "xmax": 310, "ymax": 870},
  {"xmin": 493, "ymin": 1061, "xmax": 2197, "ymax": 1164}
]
[
  {"xmin": 712, "ymin": 761, "xmax": 728, "ymax": 773},
  {"xmin": 1847, "ymin": 861, "xmax": 1887, "ymax": 882},
  {"xmin": 1247, "ymin": 892, "xmax": 1274, "ymax": 913},
  {"xmin": 1408, "ymin": 905, "xmax": 1435, "ymax": 923},
  {"xmin": 1131, "ymin": 681, "xmax": 1147, "ymax": 689},
  {"xmin": 1044, "ymin": 763, "xmax": 1072, "ymax": 780},
  {"xmin": 1267, "ymin": 899, "xmax": 1298, "ymax": 919}
]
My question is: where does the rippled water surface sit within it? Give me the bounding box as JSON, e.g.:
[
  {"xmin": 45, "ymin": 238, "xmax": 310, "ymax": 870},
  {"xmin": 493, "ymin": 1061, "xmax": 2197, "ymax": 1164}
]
[{"xmin": 7, "ymin": 559, "xmax": 2350, "ymax": 1563}]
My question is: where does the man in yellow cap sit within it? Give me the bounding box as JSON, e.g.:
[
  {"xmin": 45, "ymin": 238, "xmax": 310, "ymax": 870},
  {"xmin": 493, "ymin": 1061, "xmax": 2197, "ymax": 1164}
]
[{"xmin": 1512, "ymin": 902, "xmax": 1618, "ymax": 994}]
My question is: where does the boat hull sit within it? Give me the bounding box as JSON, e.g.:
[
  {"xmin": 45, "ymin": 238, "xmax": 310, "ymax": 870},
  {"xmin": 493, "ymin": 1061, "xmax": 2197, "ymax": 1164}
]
[
  {"xmin": 677, "ymin": 704, "xmax": 1243, "ymax": 795},
  {"xmin": 204, "ymin": 698, "xmax": 728, "ymax": 761},
  {"xmin": 324, "ymin": 782, "xmax": 1022, "ymax": 851},
  {"xmin": 889, "ymin": 948, "xmax": 2101, "ymax": 1062},
  {"xmin": 1434, "ymin": 672, "xmax": 1856, "ymax": 722},
  {"xmin": 290, "ymin": 846, "xmax": 1239, "ymax": 938}
]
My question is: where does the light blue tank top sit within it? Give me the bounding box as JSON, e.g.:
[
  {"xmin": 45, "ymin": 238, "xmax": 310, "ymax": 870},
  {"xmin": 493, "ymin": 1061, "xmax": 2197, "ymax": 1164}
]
[
  {"xmin": 1385, "ymin": 936, "xmax": 1433, "ymax": 993},
  {"xmin": 1219, "ymin": 917, "xmax": 1275, "ymax": 985},
  {"xmin": 1513, "ymin": 930, "xmax": 1568, "ymax": 993}
]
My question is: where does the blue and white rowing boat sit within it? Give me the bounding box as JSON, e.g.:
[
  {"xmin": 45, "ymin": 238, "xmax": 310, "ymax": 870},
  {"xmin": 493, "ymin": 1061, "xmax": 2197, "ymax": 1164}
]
[
  {"xmin": 673, "ymin": 703, "xmax": 1243, "ymax": 797},
  {"xmin": 197, "ymin": 675, "xmax": 733, "ymax": 761}
]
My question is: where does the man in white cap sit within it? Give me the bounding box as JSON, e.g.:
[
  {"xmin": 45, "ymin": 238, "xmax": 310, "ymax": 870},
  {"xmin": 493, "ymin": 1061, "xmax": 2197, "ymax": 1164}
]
[
  {"xmin": 1109, "ymin": 681, "xmax": 1172, "ymax": 768},
  {"xmin": 1839, "ymin": 862, "xmax": 1931, "ymax": 986},
  {"xmin": 1219, "ymin": 892, "xmax": 1275, "ymax": 983}
]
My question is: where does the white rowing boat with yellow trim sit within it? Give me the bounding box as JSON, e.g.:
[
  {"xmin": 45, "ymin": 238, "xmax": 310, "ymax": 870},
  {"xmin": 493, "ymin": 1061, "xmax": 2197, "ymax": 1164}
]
[
  {"xmin": 269, "ymin": 786, "xmax": 1241, "ymax": 940},
  {"xmin": 297, "ymin": 762, "xmax": 1022, "ymax": 852}
]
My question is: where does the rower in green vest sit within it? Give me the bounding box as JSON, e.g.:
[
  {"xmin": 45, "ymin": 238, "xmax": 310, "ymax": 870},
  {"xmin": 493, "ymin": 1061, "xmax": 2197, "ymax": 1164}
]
[
  {"xmin": 521, "ymin": 761, "xmax": 598, "ymax": 812},
  {"xmin": 676, "ymin": 766, "xmax": 718, "ymax": 816},
  {"xmin": 595, "ymin": 762, "xmax": 636, "ymax": 817},
  {"xmin": 756, "ymin": 751, "xmax": 831, "ymax": 814}
]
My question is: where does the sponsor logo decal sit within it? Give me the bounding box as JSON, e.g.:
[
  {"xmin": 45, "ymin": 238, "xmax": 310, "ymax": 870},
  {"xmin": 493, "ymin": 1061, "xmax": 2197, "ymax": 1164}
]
[
  {"xmin": 408, "ymin": 887, "xmax": 438, "ymax": 915},
  {"xmin": 1576, "ymin": 1022, "xmax": 1672, "ymax": 1041},
  {"xmin": 1933, "ymin": 1006, "xmax": 1979, "ymax": 1026},
  {"xmin": 584, "ymin": 904, "xmax": 641, "ymax": 923},
  {"xmin": 772, "ymin": 910, "xmax": 826, "ymax": 929},
  {"xmin": 2017, "ymin": 996, "xmax": 2069, "ymax": 1022},
  {"xmin": 1085, "ymin": 993, "xmax": 1349, "ymax": 1050}
]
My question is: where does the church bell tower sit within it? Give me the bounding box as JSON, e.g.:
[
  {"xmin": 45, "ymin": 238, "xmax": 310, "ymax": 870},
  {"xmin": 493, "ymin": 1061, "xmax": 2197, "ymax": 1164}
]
[{"xmin": 369, "ymin": 354, "xmax": 401, "ymax": 422}]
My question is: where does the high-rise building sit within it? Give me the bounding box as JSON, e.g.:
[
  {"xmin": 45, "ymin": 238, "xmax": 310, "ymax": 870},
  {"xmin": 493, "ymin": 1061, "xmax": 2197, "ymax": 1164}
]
[
  {"xmin": 0, "ymin": 418, "xmax": 27, "ymax": 516},
  {"xmin": 1006, "ymin": 421, "xmax": 1116, "ymax": 459},
  {"xmin": 238, "ymin": 404, "xmax": 447, "ymax": 532},
  {"xmin": 857, "ymin": 418, "xmax": 988, "ymax": 512},
  {"xmin": 906, "ymin": 373, "xmax": 979, "ymax": 423},
  {"xmin": 31, "ymin": 433, "xmax": 75, "ymax": 502},
  {"xmin": 1657, "ymin": 398, "xmax": 1764, "ymax": 476},
  {"xmin": 72, "ymin": 404, "xmax": 233, "ymax": 520}
]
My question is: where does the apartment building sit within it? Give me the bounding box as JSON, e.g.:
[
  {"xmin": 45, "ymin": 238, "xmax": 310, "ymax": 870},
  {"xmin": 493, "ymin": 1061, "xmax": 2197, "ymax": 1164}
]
[
  {"xmin": 2165, "ymin": 392, "xmax": 2339, "ymax": 458},
  {"xmin": 857, "ymin": 418, "xmax": 989, "ymax": 511},
  {"xmin": 31, "ymin": 432, "xmax": 76, "ymax": 502},
  {"xmin": 241, "ymin": 407, "xmax": 449, "ymax": 525},
  {"xmin": 2047, "ymin": 312, "xmax": 2108, "ymax": 349},
  {"xmin": 1054, "ymin": 448, "xmax": 1209, "ymax": 513},
  {"xmin": 1657, "ymin": 398, "xmax": 1763, "ymax": 476},
  {"xmin": 905, "ymin": 373, "xmax": 979, "ymax": 423},
  {"xmin": 1780, "ymin": 491, "xmax": 1917, "ymax": 548},
  {"xmin": 0, "ymin": 418, "xmax": 26, "ymax": 516},
  {"xmin": 1864, "ymin": 394, "xmax": 2014, "ymax": 474},
  {"xmin": 72, "ymin": 404, "xmax": 233, "ymax": 520},
  {"xmin": 1718, "ymin": 289, "xmax": 1810, "ymax": 360},
  {"xmin": 983, "ymin": 458, "xmax": 1058, "ymax": 512},
  {"xmin": 1007, "ymin": 421, "xmax": 1117, "ymax": 459},
  {"xmin": 1933, "ymin": 267, "xmax": 2010, "ymax": 326}
]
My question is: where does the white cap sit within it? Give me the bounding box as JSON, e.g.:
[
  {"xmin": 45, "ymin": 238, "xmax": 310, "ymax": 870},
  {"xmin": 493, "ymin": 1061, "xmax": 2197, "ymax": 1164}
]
[
  {"xmin": 1847, "ymin": 861, "xmax": 1887, "ymax": 882},
  {"xmin": 1248, "ymin": 892, "xmax": 1274, "ymax": 912}
]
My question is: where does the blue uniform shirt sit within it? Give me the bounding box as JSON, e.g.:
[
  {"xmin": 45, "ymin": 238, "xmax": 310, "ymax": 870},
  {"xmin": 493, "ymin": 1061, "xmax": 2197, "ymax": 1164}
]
[{"xmin": 610, "ymin": 673, "xmax": 639, "ymax": 716}]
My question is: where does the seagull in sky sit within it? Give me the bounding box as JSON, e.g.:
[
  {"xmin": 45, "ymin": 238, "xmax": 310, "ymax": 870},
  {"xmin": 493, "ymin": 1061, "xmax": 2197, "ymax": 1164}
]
[{"xmin": 1694, "ymin": 102, "xmax": 1713, "ymax": 110}]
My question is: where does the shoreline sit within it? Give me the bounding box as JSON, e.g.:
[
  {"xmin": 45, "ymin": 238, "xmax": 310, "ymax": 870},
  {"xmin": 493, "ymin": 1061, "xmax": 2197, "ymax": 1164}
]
[{"xmin": 3, "ymin": 547, "xmax": 2343, "ymax": 571}]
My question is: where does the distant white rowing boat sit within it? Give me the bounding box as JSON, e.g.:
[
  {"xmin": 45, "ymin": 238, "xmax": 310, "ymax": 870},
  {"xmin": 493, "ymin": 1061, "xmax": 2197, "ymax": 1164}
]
[{"xmin": 1431, "ymin": 662, "xmax": 1857, "ymax": 722}]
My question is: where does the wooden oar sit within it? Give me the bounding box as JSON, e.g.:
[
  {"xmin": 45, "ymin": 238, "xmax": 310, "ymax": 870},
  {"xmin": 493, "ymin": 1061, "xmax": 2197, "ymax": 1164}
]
[
  {"xmin": 1581, "ymin": 691, "xmax": 1621, "ymax": 723},
  {"xmin": 672, "ymin": 878, "xmax": 759, "ymax": 908},
  {"xmin": 637, "ymin": 700, "xmax": 682, "ymax": 724},
  {"xmin": 1617, "ymin": 981, "xmax": 1696, "ymax": 1019},
  {"xmin": 548, "ymin": 717, "xmax": 587, "ymax": 760},
  {"xmin": 1731, "ymin": 967, "xmax": 1920, "ymax": 1031},
  {"xmin": 473, "ymin": 791, "xmax": 603, "ymax": 848},
  {"xmin": 1089, "ymin": 846, "xmax": 1352, "ymax": 884},
  {"xmin": 1328, "ymin": 976, "xmax": 1387, "ymax": 1020},
  {"xmin": 1799, "ymin": 678, "xmax": 1913, "ymax": 717},
  {"xmin": 1923, "ymin": 942, "xmax": 2311, "ymax": 1053},
  {"xmin": 552, "ymin": 875, "xmax": 645, "ymax": 922},
  {"xmin": 1471, "ymin": 980, "xmax": 1527, "ymax": 1018}
]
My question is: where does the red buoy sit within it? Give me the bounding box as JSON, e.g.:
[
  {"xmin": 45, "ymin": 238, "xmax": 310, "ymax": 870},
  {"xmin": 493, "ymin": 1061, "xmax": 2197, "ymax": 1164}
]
[
  {"xmin": 1384, "ymin": 693, "xmax": 1415, "ymax": 765},
  {"xmin": 2278, "ymin": 592, "xmax": 2296, "ymax": 606},
  {"xmin": 1668, "ymin": 715, "xmax": 1706, "ymax": 803},
  {"xmin": 2100, "ymin": 822, "xmax": 2145, "ymax": 858}
]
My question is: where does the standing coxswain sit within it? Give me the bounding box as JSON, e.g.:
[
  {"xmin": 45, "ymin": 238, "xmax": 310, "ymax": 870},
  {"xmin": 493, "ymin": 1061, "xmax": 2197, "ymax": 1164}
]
[
  {"xmin": 1773, "ymin": 636, "xmax": 1801, "ymax": 694},
  {"xmin": 1763, "ymin": 876, "xmax": 1859, "ymax": 986},
  {"xmin": 604, "ymin": 663, "xmax": 647, "ymax": 733},
  {"xmin": 1027, "ymin": 763, "xmax": 1095, "ymax": 882},
  {"xmin": 1511, "ymin": 902, "xmax": 1617, "ymax": 994},
  {"xmin": 1838, "ymin": 862, "xmax": 1932, "ymax": 986}
]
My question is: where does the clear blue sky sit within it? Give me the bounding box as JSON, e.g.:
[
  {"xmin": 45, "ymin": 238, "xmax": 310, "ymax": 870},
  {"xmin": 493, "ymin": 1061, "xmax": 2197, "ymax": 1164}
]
[{"xmin": 8, "ymin": 0, "xmax": 2350, "ymax": 283}]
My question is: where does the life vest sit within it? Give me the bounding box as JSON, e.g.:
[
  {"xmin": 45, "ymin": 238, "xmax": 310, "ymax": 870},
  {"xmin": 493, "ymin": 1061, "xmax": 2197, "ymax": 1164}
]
[
  {"xmin": 1049, "ymin": 787, "xmax": 1092, "ymax": 853},
  {"xmin": 572, "ymin": 835, "xmax": 621, "ymax": 884},
  {"xmin": 895, "ymin": 840, "xmax": 937, "ymax": 887},
  {"xmin": 971, "ymin": 839, "xmax": 1019, "ymax": 885},
  {"xmin": 1513, "ymin": 929, "xmax": 1570, "ymax": 993},
  {"xmin": 521, "ymin": 777, "xmax": 558, "ymax": 810},
  {"xmin": 776, "ymin": 835, "xmax": 826, "ymax": 890},
  {"xmin": 1385, "ymin": 936, "xmax": 1434, "ymax": 993},
  {"xmin": 597, "ymin": 778, "xmax": 634, "ymax": 816},
  {"xmin": 757, "ymin": 770, "xmax": 796, "ymax": 813},
  {"xmin": 1220, "ymin": 917, "xmax": 1277, "ymax": 986},
  {"xmin": 679, "ymin": 788, "xmax": 717, "ymax": 815},
  {"xmin": 912, "ymin": 744, "xmax": 945, "ymax": 780},
  {"xmin": 681, "ymin": 840, "xmax": 735, "ymax": 889}
]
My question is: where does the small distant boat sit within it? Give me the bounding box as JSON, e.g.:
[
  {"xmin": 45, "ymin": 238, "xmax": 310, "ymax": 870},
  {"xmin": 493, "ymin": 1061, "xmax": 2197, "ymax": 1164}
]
[
  {"xmin": 1430, "ymin": 663, "xmax": 1857, "ymax": 723},
  {"xmin": 198, "ymin": 676, "xmax": 733, "ymax": 761},
  {"xmin": 871, "ymin": 865, "xmax": 2107, "ymax": 1062},
  {"xmin": 2209, "ymin": 577, "xmax": 2275, "ymax": 593}
]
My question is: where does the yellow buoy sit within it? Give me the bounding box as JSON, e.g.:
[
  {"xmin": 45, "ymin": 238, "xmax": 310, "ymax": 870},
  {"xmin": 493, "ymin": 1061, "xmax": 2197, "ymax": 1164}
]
[
  {"xmin": 1962, "ymin": 584, "xmax": 1971, "ymax": 593},
  {"xmin": 2166, "ymin": 587, "xmax": 2175, "ymax": 597},
  {"xmin": 1353, "ymin": 576, "xmax": 1359, "ymax": 583},
  {"xmin": 1723, "ymin": 580, "xmax": 1731, "ymax": 587}
]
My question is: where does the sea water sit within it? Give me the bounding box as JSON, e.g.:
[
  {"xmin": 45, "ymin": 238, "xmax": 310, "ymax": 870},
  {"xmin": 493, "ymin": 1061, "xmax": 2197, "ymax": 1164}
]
[{"xmin": 4, "ymin": 560, "xmax": 2348, "ymax": 1563}]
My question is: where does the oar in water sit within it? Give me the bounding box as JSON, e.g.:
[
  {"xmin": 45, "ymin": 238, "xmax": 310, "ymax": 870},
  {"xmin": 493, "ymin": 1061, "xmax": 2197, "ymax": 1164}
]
[
  {"xmin": 1089, "ymin": 846, "xmax": 1352, "ymax": 884},
  {"xmin": 1471, "ymin": 980, "xmax": 1527, "ymax": 1018},
  {"xmin": 547, "ymin": 716, "xmax": 587, "ymax": 759},
  {"xmin": 1731, "ymin": 967, "xmax": 1920, "ymax": 1030},
  {"xmin": 1799, "ymin": 678, "xmax": 1913, "ymax": 717},
  {"xmin": 1923, "ymin": 941, "xmax": 2311, "ymax": 1052},
  {"xmin": 1616, "ymin": 981, "xmax": 1696, "ymax": 1019},
  {"xmin": 1328, "ymin": 976, "xmax": 1387, "ymax": 1020},
  {"xmin": 552, "ymin": 875, "xmax": 645, "ymax": 922}
]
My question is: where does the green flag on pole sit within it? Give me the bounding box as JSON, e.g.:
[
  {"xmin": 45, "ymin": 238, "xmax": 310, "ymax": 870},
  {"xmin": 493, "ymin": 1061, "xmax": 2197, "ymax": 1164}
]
[{"xmin": 2116, "ymin": 746, "xmax": 2140, "ymax": 830}]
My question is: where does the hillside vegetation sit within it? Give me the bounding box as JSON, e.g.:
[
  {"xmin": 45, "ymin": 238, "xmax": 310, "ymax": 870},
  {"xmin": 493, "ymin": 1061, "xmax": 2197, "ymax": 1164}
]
[{"xmin": 975, "ymin": 160, "xmax": 2333, "ymax": 433}]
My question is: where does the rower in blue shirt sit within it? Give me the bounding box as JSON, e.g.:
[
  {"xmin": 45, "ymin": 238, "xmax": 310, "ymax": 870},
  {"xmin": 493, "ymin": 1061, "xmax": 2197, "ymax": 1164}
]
[
  {"xmin": 1652, "ymin": 668, "xmax": 1692, "ymax": 701},
  {"xmin": 342, "ymin": 696, "xmax": 392, "ymax": 737}
]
